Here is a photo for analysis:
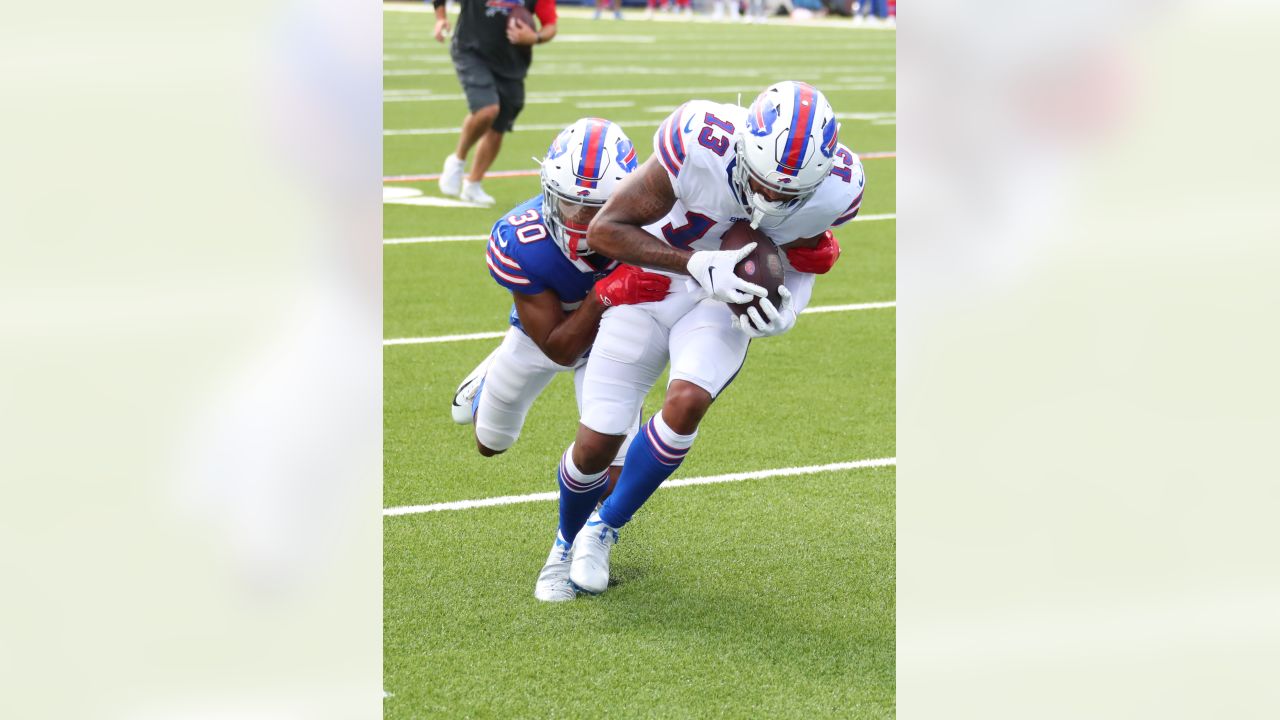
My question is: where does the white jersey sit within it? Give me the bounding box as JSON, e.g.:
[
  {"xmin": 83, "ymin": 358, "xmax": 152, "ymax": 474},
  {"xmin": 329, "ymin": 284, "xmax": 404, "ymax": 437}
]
[{"xmin": 643, "ymin": 100, "xmax": 865, "ymax": 254}]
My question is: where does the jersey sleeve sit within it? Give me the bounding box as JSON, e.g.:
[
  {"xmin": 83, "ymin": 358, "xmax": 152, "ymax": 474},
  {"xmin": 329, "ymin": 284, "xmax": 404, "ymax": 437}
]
[
  {"xmin": 486, "ymin": 221, "xmax": 548, "ymax": 295},
  {"xmin": 533, "ymin": 0, "xmax": 557, "ymax": 26},
  {"xmin": 829, "ymin": 148, "xmax": 866, "ymax": 228},
  {"xmin": 653, "ymin": 103, "xmax": 692, "ymax": 182}
]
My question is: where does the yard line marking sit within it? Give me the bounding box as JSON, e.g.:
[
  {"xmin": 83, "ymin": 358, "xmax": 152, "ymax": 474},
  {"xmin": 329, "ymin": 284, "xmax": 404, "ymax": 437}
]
[
  {"xmin": 384, "ymin": 457, "xmax": 895, "ymax": 516},
  {"xmin": 382, "ymin": 301, "xmax": 893, "ymax": 346},
  {"xmin": 384, "ymin": 331, "xmax": 507, "ymax": 346},
  {"xmin": 384, "ymin": 83, "xmax": 893, "ymax": 103},
  {"xmin": 384, "ymin": 153, "xmax": 894, "ymax": 183},
  {"xmin": 576, "ymin": 100, "xmax": 636, "ymax": 108},
  {"xmin": 802, "ymin": 301, "xmax": 896, "ymax": 314},
  {"xmin": 382, "ymin": 213, "xmax": 895, "ymax": 246},
  {"xmin": 384, "ymin": 234, "xmax": 487, "ymax": 244},
  {"xmin": 552, "ymin": 34, "xmax": 657, "ymax": 43},
  {"xmin": 385, "ymin": 110, "xmax": 890, "ymax": 136},
  {"xmin": 385, "ymin": 119, "xmax": 660, "ymax": 137},
  {"xmin": 384, "ymin": 196, "xmax": 491, "ymax": 209}
]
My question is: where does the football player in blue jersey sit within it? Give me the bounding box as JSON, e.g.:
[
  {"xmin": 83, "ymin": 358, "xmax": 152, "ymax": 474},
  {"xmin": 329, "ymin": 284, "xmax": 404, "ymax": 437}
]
[{"xmin": 448, "ymin": 118, "xmax": 671, "ymax": 600}]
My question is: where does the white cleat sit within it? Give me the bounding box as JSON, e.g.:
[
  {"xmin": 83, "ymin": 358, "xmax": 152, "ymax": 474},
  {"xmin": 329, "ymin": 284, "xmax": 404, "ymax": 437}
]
[
  {"xmin": 450, "ymin": 346, "xmax": 499, "ymax": 424},
  {"xmin": 460, "ymin": 180, "xmax": 496, "ymax": 206},
  {"xmin": 534, "ymin": 533, "xmax": 578, "ymax": 602},
  {"xmin": 439, "ymin": 154, "xmax": 465, "ymax": 197},
  {"xmin": 569, "ymin": 510, "xmax": 619, "ymax": 595}
]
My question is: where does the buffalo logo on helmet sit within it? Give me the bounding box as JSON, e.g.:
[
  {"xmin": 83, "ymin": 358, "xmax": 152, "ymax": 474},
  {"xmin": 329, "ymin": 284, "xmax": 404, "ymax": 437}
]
[
  {"xmin": 615, "ymin": 138, "xmax": 638, "ymax": 172},
  {"xmin": 547, "ymin": 128, "xmax": 572, "ymax": 161},
  {"xmin": 747, "ymin": 95, "xmax": 780, "ymax": 138},
  {"xmin": 820, "ymin": 118, "xmax": 838, "ymax": 159}
]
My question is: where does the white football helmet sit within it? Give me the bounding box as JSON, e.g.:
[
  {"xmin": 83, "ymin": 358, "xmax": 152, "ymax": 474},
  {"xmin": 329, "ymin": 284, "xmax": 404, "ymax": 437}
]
[
  {"xmin": 733, "ymin": 81, "xmax": 840, "ymax": 230},
  {"xmin": 539, "ymin": 118, "xmax": 639, "ymax": 259}
]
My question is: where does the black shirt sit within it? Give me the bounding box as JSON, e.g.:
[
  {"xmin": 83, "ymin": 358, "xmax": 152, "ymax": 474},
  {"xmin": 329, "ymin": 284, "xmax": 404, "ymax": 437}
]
[{"xmin": 438, "ymin": 0, "xmax": 542, "ymax": 80}]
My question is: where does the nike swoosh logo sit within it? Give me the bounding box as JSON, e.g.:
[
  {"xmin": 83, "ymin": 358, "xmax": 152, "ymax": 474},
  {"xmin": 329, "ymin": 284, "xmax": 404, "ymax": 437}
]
[
  {"xmin": 683, "ymin": 115, "xmax": 694, "ymax": 134},
  {"xmin": 706, "ymin": 266, "xmax": 716, "ymax": 291}
]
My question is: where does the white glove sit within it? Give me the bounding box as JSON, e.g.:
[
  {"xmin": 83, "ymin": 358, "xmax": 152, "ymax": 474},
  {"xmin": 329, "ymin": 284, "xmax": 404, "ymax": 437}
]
[
  {"xmin": 686, "ymin": 243, "xmax": 768, "ymax": 305},
  {"xmin": 734, "ymin": 286, "xmax": 797, "ymax": 339}
]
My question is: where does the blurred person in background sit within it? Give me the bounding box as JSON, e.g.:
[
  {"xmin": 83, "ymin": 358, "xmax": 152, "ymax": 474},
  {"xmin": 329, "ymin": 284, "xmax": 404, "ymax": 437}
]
[
  {"xmin": 711, "ymin": 0, "xmax": 741, "ymax": 21},
  {"xmin": 745, "ymin": 0, "xmax": 766, "ymax": 24},
  {"xmin": 433, "ymin": 0, "xmax": 558, "ymax": 206},
  {"xmin": 592, "ymin": 0, "xmax": 623, "ymax": 20},
  {"xmin": 852, "ymin": 0, "xmax": 893, "ymax": 26}
]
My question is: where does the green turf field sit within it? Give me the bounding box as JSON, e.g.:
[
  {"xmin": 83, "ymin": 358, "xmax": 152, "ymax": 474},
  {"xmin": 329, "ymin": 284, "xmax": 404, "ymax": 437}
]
[{"xmin": 384, "ymin": 5, "xmax": 896, "ymax": 717}]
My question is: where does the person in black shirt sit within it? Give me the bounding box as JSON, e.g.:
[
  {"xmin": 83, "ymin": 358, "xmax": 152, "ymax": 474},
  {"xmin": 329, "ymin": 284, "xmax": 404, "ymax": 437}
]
[{"xmin": 433, "ymin": 0, "xmax": 559, "ymax": 206}]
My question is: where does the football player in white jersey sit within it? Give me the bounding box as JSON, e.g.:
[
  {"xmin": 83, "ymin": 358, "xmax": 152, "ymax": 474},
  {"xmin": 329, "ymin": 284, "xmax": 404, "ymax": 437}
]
[{"xmin": 533, "ymin": 81, "xmax": 865, "ymax": 598}]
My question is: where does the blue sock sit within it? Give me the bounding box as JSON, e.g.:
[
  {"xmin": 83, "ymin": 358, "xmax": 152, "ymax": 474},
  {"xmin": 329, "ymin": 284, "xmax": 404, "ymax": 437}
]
[
  {"xmin": 597, "ymin": 411, "xmax": 696, "ymax": 529},
  {"xmin": 557, "ymin": 445, "xmax": 610, "ymax": 542}
]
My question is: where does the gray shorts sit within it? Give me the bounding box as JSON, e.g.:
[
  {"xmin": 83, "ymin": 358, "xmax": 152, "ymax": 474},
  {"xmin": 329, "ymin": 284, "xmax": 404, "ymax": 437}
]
[{"xmin": 450, "ymin": 47, "xmax": 525, "ymax": 134}]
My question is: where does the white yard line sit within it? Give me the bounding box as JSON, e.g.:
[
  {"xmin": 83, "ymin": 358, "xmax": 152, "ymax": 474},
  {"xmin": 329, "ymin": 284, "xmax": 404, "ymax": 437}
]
[
  {"xmin": 384, "ymin": 457, "xmax": 895, "ymax": 516},
  {"xmin": 385, "ymin": 111, "xmax": 891, "ymax": 136},
  {"xmin": 382, "ymin": 301, "xmax": 894, "ymax": 346},
  {"xmin": 384, "ymin": 82, "xmax": 893, "ymax": 103},
  {"xmin": 382, "ymin": 213, "xmax": 895, "ymax": 245},
  {"xmin": 384, "ymin": 234, "xmax": 487, "ymax": 244},
  {"xmin": 385, "ymin": 119, "xmax": 659, "ymax": 137},
  {"xmin": 384, "ymin": 331, "xmax": 507, "ymax": 346},
  {"xmin": 801, "ymin": 301, "xmax": 897, "ymax": 313}
]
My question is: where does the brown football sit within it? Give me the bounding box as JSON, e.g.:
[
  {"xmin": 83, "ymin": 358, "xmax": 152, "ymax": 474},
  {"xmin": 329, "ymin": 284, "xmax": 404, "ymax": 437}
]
[
  {"xmin": 507, "ymin": 5, "xmax": 535, "ymax": 37},
  {"xmin": 717, "ymin": 221, "xmax": 785, "ymax": 318}
]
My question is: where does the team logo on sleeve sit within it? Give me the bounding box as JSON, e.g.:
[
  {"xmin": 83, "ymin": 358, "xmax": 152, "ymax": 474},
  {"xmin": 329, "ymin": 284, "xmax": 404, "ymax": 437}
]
[{"xmin": 615, "ymin": 138, "xmax": 638, "ymax": 172}]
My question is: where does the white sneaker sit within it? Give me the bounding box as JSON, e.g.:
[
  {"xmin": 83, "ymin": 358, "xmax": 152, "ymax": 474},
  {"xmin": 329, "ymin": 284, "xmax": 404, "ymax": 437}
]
[
  {"xmin": 460, "ymin": 180, "xmax": 496, "ymax": 206},
  {"xmin": 451, "ymin": 346, "xmax": 499, "ymax": 424},
  {"xmin": 439, "ymin": 155, "xmax": 465, "ymax": 196},
  {"xmin": 569, "ymin": 510, "xmax": 619, "ymax": 594},
  {"xmin": 534, "ymin": 533, "xmax": 577, "ymax": 602}
]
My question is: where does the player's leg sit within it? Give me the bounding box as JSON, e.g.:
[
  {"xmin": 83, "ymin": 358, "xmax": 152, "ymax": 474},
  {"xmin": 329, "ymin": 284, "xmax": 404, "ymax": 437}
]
[
  {"xmin": 472, "ymin": 329, "xmax": 563, "ymax": 456},
  {"xmin": 551, "ymin": 304, "xmax": 672, "ymax": 596},
  {"xmin": 451, "ymin": 344, "xmax": 500, "ymax": 425},
  {"xmin": 463, "ymin": 72, "xmax": 524, "ymax": 205},
  {"xmin": 444, "ymin": 49, "xmax": 500, "ymax": 196},
  {"xmin": 594, "ymin": 297, "xmax": 748, "ymax": 530},
  {"xmin": 561, "ymin": 305, "xmax": 667, "ymax": 541},
  {"xmin": 572, "ymin": 362, "xmax": 641, "ymax": 504}
]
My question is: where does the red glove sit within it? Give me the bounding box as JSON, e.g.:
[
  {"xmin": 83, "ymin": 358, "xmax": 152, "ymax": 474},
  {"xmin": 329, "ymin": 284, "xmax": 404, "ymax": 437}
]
[
  {"xmin": 785, "ymin": 231, "xmax": 842, "ymax": 274},
  {"xmin": 594, "ymin": 264, "xmax": 671, "ymax": 307}
]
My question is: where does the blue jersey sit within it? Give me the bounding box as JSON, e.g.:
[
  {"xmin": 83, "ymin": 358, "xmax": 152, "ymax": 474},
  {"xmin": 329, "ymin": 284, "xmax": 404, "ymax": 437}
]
[{"xmin": 485, "ymin": 196, "xmax": 619, "ymax": 332}]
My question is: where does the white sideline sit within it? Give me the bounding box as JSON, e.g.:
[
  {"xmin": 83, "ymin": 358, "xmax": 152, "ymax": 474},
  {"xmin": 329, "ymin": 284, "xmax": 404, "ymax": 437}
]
[
  {"xmin": 383, "ymin": 457, "xmax": 895, "ymax": 516},
  {"xmin": 383, "ymin": 301, "xmax": 894, "ymax": 346},
  {"xmin": 384, "ymin": 331, "xmax": 506, "ymax": 346},
  {"xmin": 383, "ymin": 213, "xmax": 896, "ymax": 245}
]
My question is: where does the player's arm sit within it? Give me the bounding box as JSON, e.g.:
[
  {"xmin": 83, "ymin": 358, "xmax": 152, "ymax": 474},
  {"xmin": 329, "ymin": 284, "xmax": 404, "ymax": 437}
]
[
  {"xmin": 587, "ymin": 156, "xmax": 690, "ymax": 273},
  {"xmin": 589, "ymin": 157, "xmax": 766, "ymax": 304},
  {"xmin": 432, "ymin": 0, "xmax": 450, "ymax": 42},
  {"xmin": 784, "ymin": 230, "xmax": 841, "ymax": 274},
  {"xmin": 513, "ymin": 265, "xmax": 670, "ymax": 367},
  {"xmin": 509, "ymin": 0, "xmax": 558, "ymax": 46},
  {"xmin": 512, "ymin": 290, "xmax": 605, "ymax": 367}
]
